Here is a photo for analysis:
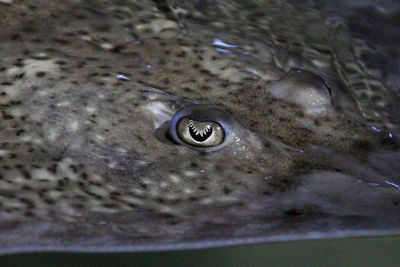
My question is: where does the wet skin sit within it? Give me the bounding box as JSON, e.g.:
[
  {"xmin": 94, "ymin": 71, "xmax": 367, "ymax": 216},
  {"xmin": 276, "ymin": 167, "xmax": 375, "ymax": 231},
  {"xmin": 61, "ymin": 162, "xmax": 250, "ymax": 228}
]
[{"xmin": 0, "ymin": 0, "xmax": 400, "ymax": 253}]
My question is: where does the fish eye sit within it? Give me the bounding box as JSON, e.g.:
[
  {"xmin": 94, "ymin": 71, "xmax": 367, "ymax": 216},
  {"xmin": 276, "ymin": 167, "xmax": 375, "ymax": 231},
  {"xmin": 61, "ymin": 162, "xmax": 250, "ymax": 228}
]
[
  {"xmin": 169, "ymin": 104, "xmax": 236, "ymax": 152},
  {"xmin": 177, "ymin": 118, "xmax": 224, "ymax": 147}
]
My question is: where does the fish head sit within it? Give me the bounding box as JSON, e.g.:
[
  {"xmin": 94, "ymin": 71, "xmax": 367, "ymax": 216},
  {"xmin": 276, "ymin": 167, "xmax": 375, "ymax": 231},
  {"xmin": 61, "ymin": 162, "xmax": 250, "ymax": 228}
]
[{"xmin": 0, "ymin": 0, "xmax": 400, "ymax": 253}]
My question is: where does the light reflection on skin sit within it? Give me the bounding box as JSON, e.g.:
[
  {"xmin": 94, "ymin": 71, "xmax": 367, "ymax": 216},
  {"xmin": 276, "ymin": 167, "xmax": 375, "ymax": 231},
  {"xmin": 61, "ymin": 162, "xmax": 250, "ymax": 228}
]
[
  {"xmin": 215, "ymin": 48, "xmax": 231, "ymax": 54},
  {"xmin": 212, "ymin": 38, "xmax": 238, "ymax": 48},
  {"xmin": 355, "ymin": 180, "xmax": 400, "ymax": 191},
  {"xmin": 212, "ymin": 38, "xmax": 251, "ymax": 55},
  {"xmin": 385, "ymin": 180, "xmax": 400, "ymax": 190},
  {"xmin": 116, "ymin": 74, "xmax": 198, "ymax": 104},
  {"xmin": 370, "ymin": 126, "xmax": 395, "ymax": 138}
]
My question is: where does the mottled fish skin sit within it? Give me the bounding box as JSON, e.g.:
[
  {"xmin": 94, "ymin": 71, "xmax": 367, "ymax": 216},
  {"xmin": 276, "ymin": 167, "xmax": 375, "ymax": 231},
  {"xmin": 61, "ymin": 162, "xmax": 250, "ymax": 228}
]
[{"xmin": 0, "ymin": 0, "xmax": 399, "ymax": 253}]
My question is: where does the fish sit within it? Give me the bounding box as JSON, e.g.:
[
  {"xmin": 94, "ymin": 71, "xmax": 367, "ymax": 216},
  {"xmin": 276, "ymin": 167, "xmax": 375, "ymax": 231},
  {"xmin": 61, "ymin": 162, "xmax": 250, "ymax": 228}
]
[{"xmin": 0, "ymin": 0, "xmax": 400, "ymax": 253}]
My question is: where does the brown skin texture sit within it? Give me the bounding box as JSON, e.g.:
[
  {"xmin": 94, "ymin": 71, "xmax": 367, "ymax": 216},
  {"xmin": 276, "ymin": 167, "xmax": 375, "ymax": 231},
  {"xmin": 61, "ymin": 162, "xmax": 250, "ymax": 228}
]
[{"xmin": 0, "ymin": 0, "xmax": 399, "ymax": 253}]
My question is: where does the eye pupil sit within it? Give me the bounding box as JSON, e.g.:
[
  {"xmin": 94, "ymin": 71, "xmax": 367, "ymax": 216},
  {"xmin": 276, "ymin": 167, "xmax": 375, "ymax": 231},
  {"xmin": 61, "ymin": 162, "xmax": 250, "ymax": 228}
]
[
  {"xmin": 189, "ymin": 121, "xmax": 213, "ymax": 142},
  {"xmin": 169, "ymin": 104, "xmax": 235, "ymax": 152}
]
